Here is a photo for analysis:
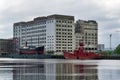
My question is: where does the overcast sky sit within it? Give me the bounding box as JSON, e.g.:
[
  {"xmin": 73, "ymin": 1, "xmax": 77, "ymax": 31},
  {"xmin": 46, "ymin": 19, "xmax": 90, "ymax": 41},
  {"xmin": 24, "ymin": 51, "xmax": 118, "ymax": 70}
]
[{"xmin": 0, "ymin": 0, "xmax": 120, "ymax": 48}]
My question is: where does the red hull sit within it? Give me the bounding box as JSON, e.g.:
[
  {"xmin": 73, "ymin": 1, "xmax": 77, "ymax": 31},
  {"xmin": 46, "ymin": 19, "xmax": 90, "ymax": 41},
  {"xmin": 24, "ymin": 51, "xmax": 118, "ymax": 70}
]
[
  {"xmin": 19, "ymin": 46, "xmax": 44, "ymax": 54},
  {"xmin": 63, "ymin": 52, "xmax": 100, "ymax": 59},
  {"xmin": 63, "ymin": 42, "xmax": 100, "ymax": 60},
  {"xmin": 20, "ymin": 50, "xmax": 36, "ymax": 54}
]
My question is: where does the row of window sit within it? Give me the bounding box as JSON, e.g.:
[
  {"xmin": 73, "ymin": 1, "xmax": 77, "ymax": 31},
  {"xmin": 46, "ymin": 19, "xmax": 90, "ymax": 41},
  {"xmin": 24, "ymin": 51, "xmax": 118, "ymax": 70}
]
[
  {"xmin": 85, "ymin": 37, "xmax": 97, "ymax": 39},
  {"xmin": 85, "ymin": 39, "xmax": 97, "ymax": 41},
  {"xmin": 56, "ymin": 24, "xmax": 72, "ymax": 28},
  {"xmin": 22, "ymin": 30, "xmax": 46, "ymax": 34},
  {"xmin": 56, "ymin": 20, "xmax": 73, "ymax": 24},
  {"xmin": 76, "ymin": 36, "xmax": 84, "ymax": 38},
  {"xmin": 56, "ymin": 32, "xmax": 72, "ymax": 35},
  {"xmin": 22, "ymin": 35, "xmax": 46, "ymax": 38},
  {"xmin": 14, "ymin": 29, "xmax": 21, "ymax": 32},
  {"xmin": 85, "ymin": 33, "xmax": 97, "ymax": 36},
  {"xmin": 56, "ymin": 36, "xmax": 72, "ymax": 38},
  {"xmin": 22, "ymin": 42, "xmax": 46, "ymax": 45},
  {"xmin": 47, "ymin": 48, "xmax": 54, "ymax": 50},
  {"xmin": 22, "ymin": 34, "xmax": 46, "ymax": 37},
  {"xmin": 75, "ymin": 42, "xmax": 97, "ymax": 45},
  {"xmin": 56, "ymin": 39, "xmax": 72, "ymax": 40},
  {"xmin": 47, "ymin": 44, "xmax": 54, "ymax": 46},
  {"xmin": 56, "ymin": 41, "xmax": 72, "ymax": 43},
  {"xmin": 84, "ymin": 26, "xmax": 97, "ymax": 29},
  {"xmin": 14, "ymin": 26, "xmax": 46, "ymax": 33},
  {"xmin": 56, "ymin": 47, "xmax": 72, "ymax": 49},
  {"xmin": 47, "ymin": 41, "xmax": 54, "ymax": 43},
  {"xmin": 85, "ymin": 48, "xmax": 97, "ymax": 50},
  {"xmin": 13, "ymin": 27, "xmax": 21, "ymax": 30},
  {"xmin": 14, "ymin": 33, "xmax": 20, "ymax": 36},
  {"xmin": 56, "ymin": 50, "xmax": 72, "ymax": 52},
  {"xmin": 47, "ymin": 36, "xmax": 54, "ymax": 38},
  {"xmin": 47, "ymin": 20, "xmax": 54, "ymax": 23},
  {"xmin": 85, "ymin": 42, "xmax": 97, "ymax": 45},
  {"xmin": 25, "ymin": 22, "xmax": 46, "ymax": 26},
  {"xmin": 47, "ymin": 38, "xmax": 54, "ymax": 40},
  {"xmin": 22, "ymin": 26, "xmax": 46, "ymax": 30},
  {"xmin": 56, "ymin": 29, "xmax": 72, "ymax": 31},
  {"xmin": 22, "ymin": 38, "xmax": 46, "ymax": 41},
  {"xmin": 56, "ymin": 44, "xmax": 72, "ymax": 46}
]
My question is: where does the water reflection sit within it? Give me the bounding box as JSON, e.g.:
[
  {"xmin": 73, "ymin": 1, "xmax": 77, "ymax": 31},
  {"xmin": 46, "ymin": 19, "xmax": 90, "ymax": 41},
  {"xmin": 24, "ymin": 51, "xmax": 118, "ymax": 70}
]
[
  {"xmin": 98, "ymin": 60, "xmax": 120, "ymax": 80},
  {"xmin": 0, "ymin": 59, "xmax": 120, "ymax": 80}
]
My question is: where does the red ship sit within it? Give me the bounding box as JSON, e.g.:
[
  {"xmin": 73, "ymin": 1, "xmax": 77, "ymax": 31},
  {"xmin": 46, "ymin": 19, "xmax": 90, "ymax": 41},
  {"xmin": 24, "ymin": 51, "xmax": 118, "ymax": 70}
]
[
  {"xmin": 19, "ymin": 41, "xmax": 44, "ymax": 54},
  {"xmin": 19, "ymin": 46, "xmax": 44, "ymax": 54},
  {"xmin": 63, "ymin": 42, "xmax": 100, "ymax": 59}
]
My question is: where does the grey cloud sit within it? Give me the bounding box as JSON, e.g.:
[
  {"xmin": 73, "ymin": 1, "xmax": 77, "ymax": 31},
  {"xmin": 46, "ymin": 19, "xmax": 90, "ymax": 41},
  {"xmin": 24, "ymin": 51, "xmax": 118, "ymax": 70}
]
[{"xmin": 0, "ymin": 0, "xmax": 120, "ymax": 47}]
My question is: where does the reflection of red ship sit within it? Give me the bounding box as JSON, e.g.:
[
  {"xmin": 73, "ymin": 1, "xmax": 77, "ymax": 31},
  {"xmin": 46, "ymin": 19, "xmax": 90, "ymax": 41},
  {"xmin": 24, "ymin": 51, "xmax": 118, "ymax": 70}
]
[{"xmin": 63, "ymin": 42, "xmax": 100, "ymax": 59}]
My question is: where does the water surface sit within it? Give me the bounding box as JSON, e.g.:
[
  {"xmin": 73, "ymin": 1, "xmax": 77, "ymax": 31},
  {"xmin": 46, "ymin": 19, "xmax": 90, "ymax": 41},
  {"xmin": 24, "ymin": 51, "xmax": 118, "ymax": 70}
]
[{"xmin": 0, "ymin": 59, "xmax": 120, "ymax": 80}]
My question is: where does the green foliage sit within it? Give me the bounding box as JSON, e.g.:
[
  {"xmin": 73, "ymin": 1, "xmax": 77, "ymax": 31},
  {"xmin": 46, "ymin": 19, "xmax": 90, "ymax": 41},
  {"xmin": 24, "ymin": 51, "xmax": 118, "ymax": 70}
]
[
  {"xmin": 99, "ymin": 50, "xmax": 113, "ymax": 56},
  {"xmin": 114, "ymin": 44, "xmax": 120, "ymax": 54}
]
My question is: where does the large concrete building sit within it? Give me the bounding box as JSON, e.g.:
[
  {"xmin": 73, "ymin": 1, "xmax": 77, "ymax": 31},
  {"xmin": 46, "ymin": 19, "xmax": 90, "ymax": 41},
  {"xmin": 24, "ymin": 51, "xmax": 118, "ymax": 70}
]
[
  {"xmin": 75, "ymin": 20, "xmax": 98, "ymax": 52},
  {"xmin": 13, "ymin": 14, "xmax": 75, "ymax": 54}
]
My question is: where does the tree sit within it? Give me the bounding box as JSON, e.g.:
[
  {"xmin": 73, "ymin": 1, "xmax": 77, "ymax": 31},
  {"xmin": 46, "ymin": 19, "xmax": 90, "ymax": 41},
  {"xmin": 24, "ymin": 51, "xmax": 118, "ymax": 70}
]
[
  {"xmin": 99, "ymin": 50, "xmax": 113, "ymax": 56},
  {"xmin": 114, "ymin": 44, "xmax": 120, "ymax": 54}
]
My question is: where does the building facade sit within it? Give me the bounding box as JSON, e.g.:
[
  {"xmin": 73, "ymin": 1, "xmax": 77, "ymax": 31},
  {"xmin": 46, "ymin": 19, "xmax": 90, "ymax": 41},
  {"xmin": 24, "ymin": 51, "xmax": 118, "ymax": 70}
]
[
  {"xmin": 13, "ymin": 14, "xmax": 75, "ymax": 54},
  {"xmin": 75, "ymin": 20, "xmax": 98, "ymax": 52},
  {"xmin": 97, "ymin": 44, "xmax": 105, "ymax": 51},
  {"xmin": 0, "ymin": 39, "xmax": 13, "ymax": 55}
]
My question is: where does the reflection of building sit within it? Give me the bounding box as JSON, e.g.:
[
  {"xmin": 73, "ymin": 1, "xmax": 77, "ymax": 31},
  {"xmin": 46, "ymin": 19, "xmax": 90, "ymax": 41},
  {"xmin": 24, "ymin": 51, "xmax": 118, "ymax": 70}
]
[
  {"xmin": 55, "ymin": 63, "xmax": 74, "ymax": 80},
  {"xmin": 75, "ymin": 20, "xmax": 98, "ymax": 52},
  {"xmin": 12, "ymin": 60, "xmax": 98, "ymax": 80},
  {"xmin": 13, "ymin": 14, "xmax": 75, "ymax": 54},
  {"xmin": 74, "ymin": 65, "xmax": 98, "ymax": 80},
  {"xmin": 44, "ymin": 62, "xmax": 75, "ymax": 80},
  {"xmin": 46, "ymin": 62, "xmax": 98, "ymax": 80},
  {"xmin": 13, "ymin": 64, "xmax": 46, "ymax": 80},
  {"xmin": 0, "ymin": 68, "xmax": 13, "ymax": 80},
  {"xmin": 45, "ymin": 63, "xmax": 56, "ymax": 80},
  {"xmin": 98, "ymin": 44, "xmax": 105, "ymax": 51}
]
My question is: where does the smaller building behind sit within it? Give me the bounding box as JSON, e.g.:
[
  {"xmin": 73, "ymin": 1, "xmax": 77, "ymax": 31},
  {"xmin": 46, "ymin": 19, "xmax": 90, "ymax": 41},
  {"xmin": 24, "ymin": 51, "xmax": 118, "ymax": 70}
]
[
  {"xmin": 97, "ymin": 44, "xmax": 105, "ymax": 51},
  {"xmin": 0, "ymin": 39, "xmax": 13, "ymax": 55},
  {"xmin": 75, "ymin": 19, "xmax": 98, "ymax": 52}
]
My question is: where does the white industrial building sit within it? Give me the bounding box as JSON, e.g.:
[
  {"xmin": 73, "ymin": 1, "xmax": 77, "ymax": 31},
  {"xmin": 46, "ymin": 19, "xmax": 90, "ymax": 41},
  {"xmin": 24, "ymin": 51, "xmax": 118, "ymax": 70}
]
[{"xmin": 13, "ymin": 14, "xmax": 75, "ymax": 54}]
